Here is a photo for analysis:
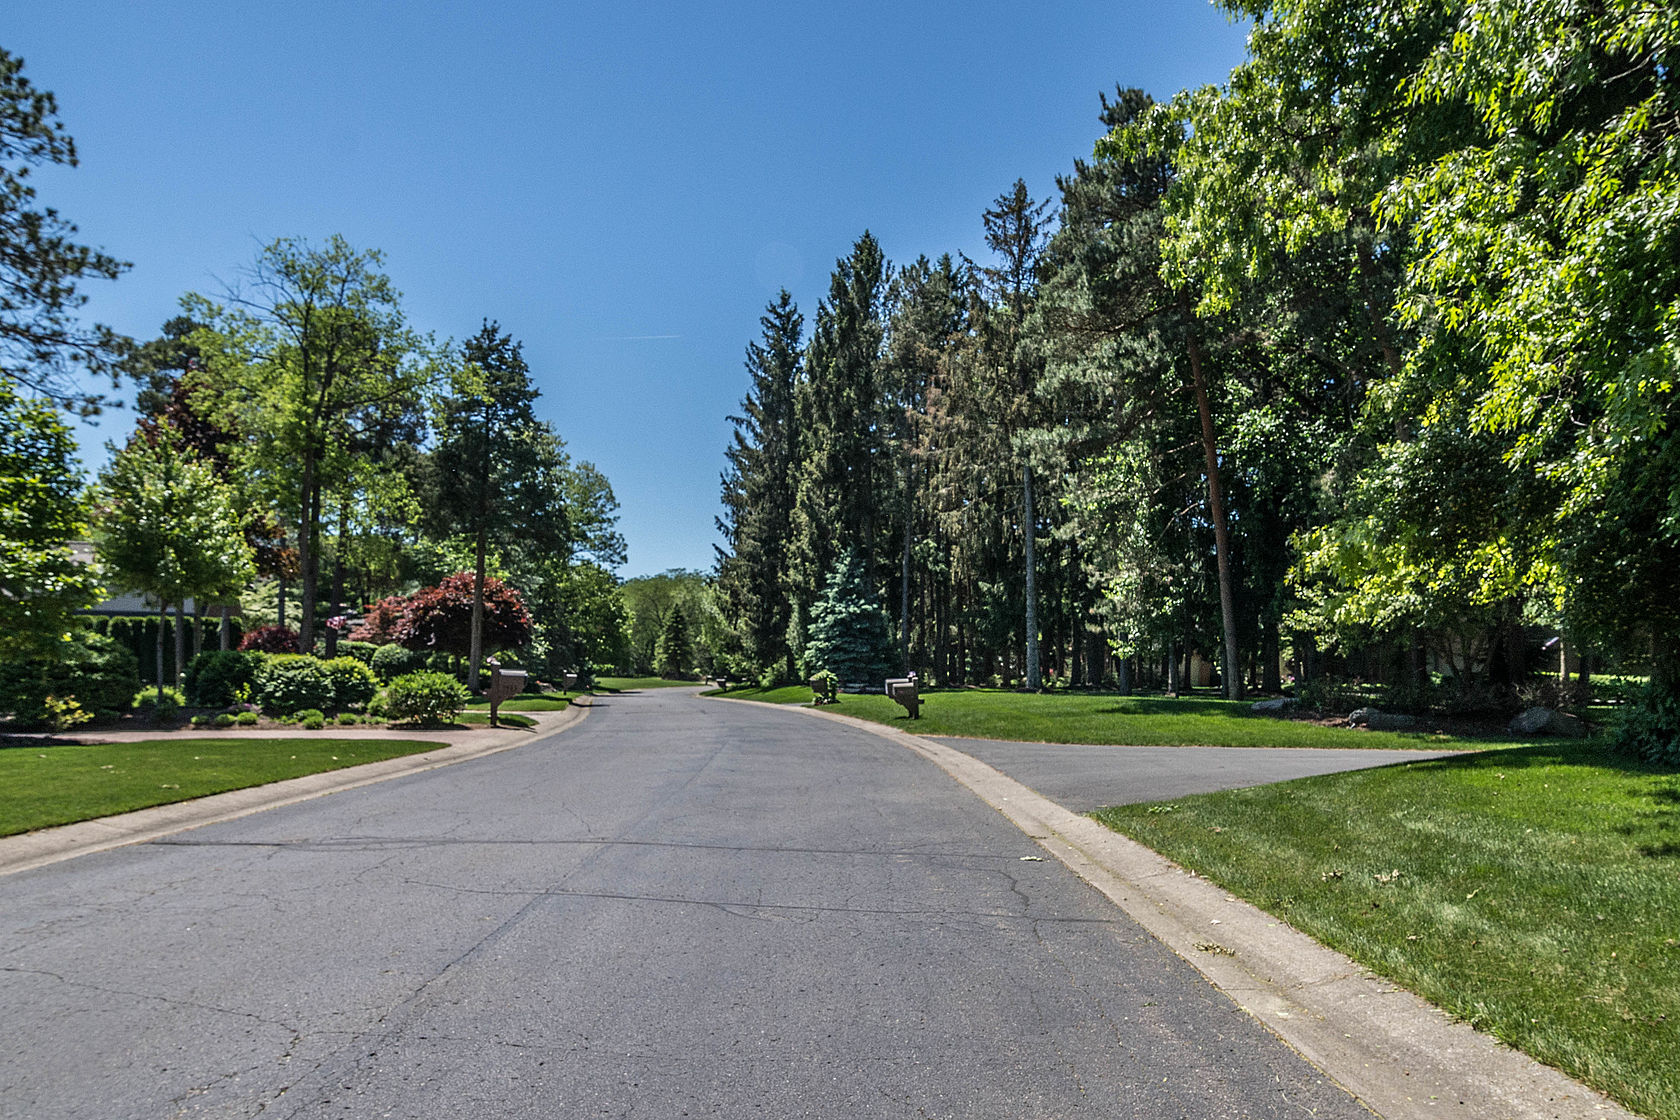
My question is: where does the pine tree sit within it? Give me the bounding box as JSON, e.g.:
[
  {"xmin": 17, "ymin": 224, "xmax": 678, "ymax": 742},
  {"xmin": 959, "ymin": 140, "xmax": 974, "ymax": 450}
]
[
  {"xmin": 654, "ymin": 605, "xmax": 694, "ymax": 680},
  {"xmin": 803, "ymin": 550, "xmax": 897, "ymax": 686},
  {"xmin": 716, "ymin": 292, "xmax": 803, "ymax": 680}
]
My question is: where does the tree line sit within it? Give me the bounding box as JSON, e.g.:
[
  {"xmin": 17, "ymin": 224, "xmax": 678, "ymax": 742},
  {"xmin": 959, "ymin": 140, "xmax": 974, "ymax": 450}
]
[
  {"xmin": 0, "ymin": 46, "xmax": 628, "ymax": 706},
  {"xmin": 713, "ymin": 0, "xmax": 1680, "ymax": 756}
]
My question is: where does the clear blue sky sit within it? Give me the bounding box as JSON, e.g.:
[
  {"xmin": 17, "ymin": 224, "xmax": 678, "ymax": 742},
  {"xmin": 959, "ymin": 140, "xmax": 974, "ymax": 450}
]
[{"xmin": 11, "ymin": 2, "xmax": 1250, "ymax": 578}]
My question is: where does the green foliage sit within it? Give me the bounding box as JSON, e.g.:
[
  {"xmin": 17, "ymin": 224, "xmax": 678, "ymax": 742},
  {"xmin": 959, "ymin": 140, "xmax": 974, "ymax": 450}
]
[
  {"xmin": 182, "ymin": 649, "xmax": 259, "ymax": 708},
  {"xmin": 809, "ymin": 669, "xmax": 839, "ymax": 704},
  {"xmin": 619, "ymin": 570, "xmax": 714, "ymax": 675},
  {"xmin": 320, "ymin": 655, "xmax": 377, "ymax": 710},
  {"xmin": 337, "ymin": 640, "xmax": 378, "ymax": 664},
  {"xmin": 1612, "ymin": 684, "xmax": 1680, "ymax": 768},
  {"xmin": 40, "ymin": 695, "xmax": 90, "ymax": 732},
  {"xmin": 0, "ymin": 386, "xmax": 104, "ymax": 657},
  {"xmin": 235, "ymin": 710, "xmax": 258, "ymax": 726},
  {"xmin": 0, "ymin": 629, "xmax": 140, "ymax": 726},
  {"xmin": 212, "ymin": 712, "xmax": 236, "ymax": 728},
  {"xmin": 370, "ymin": 642, "xmax": 426, "ymax": 682},
  {"xmin": 293, "ymin": 708, "xmax": 326, "ymax": 730},
  {"xmin": 252, "ymin": 654, "xmax": 334, "ymax": 716},
  {"xmin": 384, "ymin": 670, "xmax": 471, "ymax": 727},
  {"xmin": 802, "ymin": 551, "xmax": 896, "ymax": 686},
  {"xmin": 131, "ymin": 685, "xmax": 184, "ymax": 716},
  {"xmin": 653, "ymin": 605, "xmax": 693, "ymax": 680},
  {"xmin": 0, "ymin": 48, "xmax": 130, "ymax": 411}
]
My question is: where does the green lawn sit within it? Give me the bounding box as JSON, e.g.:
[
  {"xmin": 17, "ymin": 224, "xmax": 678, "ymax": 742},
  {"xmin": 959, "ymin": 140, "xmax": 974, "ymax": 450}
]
[
  {"xmin": 1093, "ymin": 743, "xmax": 1680, "ymax": 1120},
  {"xmin": 718, "ymin": 685, "xmax": 1536, "ymax": 751},
  {"xmin": 1, "ymin": 738, "xmax": 443, "ymax": 837},
  {"xmin": 463, "ymin": 694, "xmax": 576, "ymax": 711},
  {"xmin": 594, "ymin": 676, "xmax": 703, "ymax": 691},
  {"xmin": 455, "ymin": 711, "xmax": 537, "ymax": 728}
]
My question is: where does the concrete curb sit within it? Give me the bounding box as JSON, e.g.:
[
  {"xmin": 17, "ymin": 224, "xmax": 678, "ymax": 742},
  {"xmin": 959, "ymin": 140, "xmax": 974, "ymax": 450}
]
[
  {"xmin": 0, "ymin": 701, "xmax": 589, "ymax": 879},
  {"xmin": 718, "ymin": 696, "xmax": 1639, "ymax": 1120}
]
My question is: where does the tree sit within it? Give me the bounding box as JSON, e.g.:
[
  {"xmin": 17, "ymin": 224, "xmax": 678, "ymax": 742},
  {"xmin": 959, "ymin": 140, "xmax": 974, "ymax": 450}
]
[
  {"xmin": 188, "ymin": 235, "xmax": 435, "ymax": 654},
  {"xmin": 391, "ymin": 572, "xmax": 532, "ymax": 665},
  {"xmin": 804, "ymin": 550, "xmax": 897, "ymax": 686},
  {"xmin": 654, "ymin": 604, "xmax": 694, "ymax": 680},
  {"xmin": 717, "ymin": 290, "xmax": 803, "ymax": 680},
  {"xmin": 96, "ymin": 431, "xmax": 254, "ymax": 698},
  {"xmin": 0, "ymin": 383, "xmax": 102, "ymax": 657},
  {"xmin": 0, "ymin": 48, "xmax": 129, "ymax": 413},
  {"xmin": 431, "ymin": 321, "xmax": 565, "ymax": 689}
]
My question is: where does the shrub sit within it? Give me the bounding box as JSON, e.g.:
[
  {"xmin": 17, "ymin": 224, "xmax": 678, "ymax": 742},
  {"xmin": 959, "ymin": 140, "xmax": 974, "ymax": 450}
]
[
  {"xmin": 370, "ymin": 643, "xmax": 426, "ymax": 682},
  {"xmin": 0, "ymin": 630, "xmax": 141, "ymax": 727},
  {"xmin": 132, "ymin": 686, "xmax": 186, "ymax": 717},
  {"xmin": 212, "ymin": 712, "xmax": 236, "ymax": 728},
  {"xmin": 294, "ymin": 707, "xmax": 326, "ymax": 730},
  {"xmin": 321, "ymin": 656, "xmax": 378, "ymax": 710},
  {"xmin": 336, "ymin": 712, "xmax": 360, "ymax": 725},
  {"xmin": 385, "ymin": 671, "xmax": 471, "ymax": 727},
  {"xmin": 366, "ymin": 692, "xmax": 388, "ymax": 719},
  {"xmin": 235, "ymin": 710, "xmax": 258, "ymax": 726},
  {"xmin": 253, "ymin": 655, "xmax": 335, "ymax": 716},
  {"xmin": 183, "ymin": 649, "xmax": 260, "ymax": 708},
  {"xmin": 239, "ymin": 624, "xmax": 301, "ymax": 654},
  {"xmin": 1612, "ymin": 684, "xmax": 1680, "ymax": 766},
  {"xmin": 338, "ymin": 640, "xmax": 378, "ymax": 664},
  {"xmin": 42, "ymin": 696, "xmax": 91, "ymax": 732}
]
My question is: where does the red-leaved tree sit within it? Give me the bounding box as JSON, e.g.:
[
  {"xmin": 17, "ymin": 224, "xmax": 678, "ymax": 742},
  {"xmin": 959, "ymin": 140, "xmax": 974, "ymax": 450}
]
[
  {"xmin": 348, "ymin": 594, "xmax": 411, "ymax": 644},
  {"xmin": 391, "ymin": 573, "xmax": 532, "ymax": 658}
]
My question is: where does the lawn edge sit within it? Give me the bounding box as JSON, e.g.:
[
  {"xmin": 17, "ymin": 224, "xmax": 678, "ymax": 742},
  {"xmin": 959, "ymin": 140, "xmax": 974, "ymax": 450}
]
[
  {"xmin": 709, "ymin": 692, "xmax": 1640, "ymax": 1120},
  {"xmin": 0, "ymin": 701, "xmax": 589, "ymax": 877}
]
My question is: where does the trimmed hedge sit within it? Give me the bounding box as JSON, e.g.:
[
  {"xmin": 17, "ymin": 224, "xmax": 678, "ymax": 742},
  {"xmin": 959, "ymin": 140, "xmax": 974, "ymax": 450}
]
[
  {"xmin": 385, "ymin": 671, "xmax": 471, "ymax": 727},
  {"xmin": 0, "ymin": 630, "xmax": 141, "ymax": 725},
  {"xmin": 321, "ymin": 656, "xmax": 378, "ymax": 710},
  {"xmin": 370, "ymin": 643, "xmax": 427, "ymax": 682},
  {"xmin": 253, "ymin": 655, "xmax": 335, "ymax": 715},
  {"xmin": 183, "ymin": 649, "xmax": 260, "ymax": 708}
]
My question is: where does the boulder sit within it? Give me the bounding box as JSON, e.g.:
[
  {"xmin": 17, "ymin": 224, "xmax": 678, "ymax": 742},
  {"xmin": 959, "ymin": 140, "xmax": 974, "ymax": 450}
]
[
  {"xmin": 1251, "ymin": 697, "xmax": 1298, "ymax": 714},
  {"xmin": 1348, "ymin": 707, "xmax": 1375, "ymax": 727},
  {"xmin": 1367, "ymin": 711, "xmax": 1417, "ymax": 731},
  {"xmin": 1509, "ymin": 706, "xmax": 1587, "ymax": 737}
]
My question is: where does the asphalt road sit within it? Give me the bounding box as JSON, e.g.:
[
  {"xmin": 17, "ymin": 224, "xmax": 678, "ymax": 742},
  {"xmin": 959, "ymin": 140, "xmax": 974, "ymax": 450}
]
[
  {"xmin": 1, "ymin": 689, "xmax": 1371, "ymax": 1119},
  {"xmin": 933, "ymin": 737, "xmax": 1461, "ymax": 813}
]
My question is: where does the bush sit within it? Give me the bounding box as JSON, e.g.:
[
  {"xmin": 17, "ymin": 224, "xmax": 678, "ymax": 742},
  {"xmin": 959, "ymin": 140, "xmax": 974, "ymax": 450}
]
[
  {"xmin": 235, "ymin": 710, "xmax": 258, "ymax": 726},
  {"xmin": 132, "ymin": 686, "xmax": 186, "ymax": 717},
  {"xmin": 0, "ymin": 630, "xmax": 141, "ymax": 727},
  {"xmin": 253, "ymin": 655, "xmax": 335, "ymax": 716},
  {"xmin": 366, "ymin": 692, "xmax": 388, "ymax": 719},
  {"xmin": 183, "ymin": 649, "xmax": 260, "ymax": 708},
  {"xmin": 293, "ymin": 707, "xmax": 326, "ymax": 730},
  {"xmin": 41, "ymin": 696, "xmax": 91, "ymax": 732},
  {"xmin": 370, "ymin": 642, "xmax": 426, "ymax": 682},
  {"xmin": 338, "ymin": 640, "xmax": 378, "ymax": 664},
  {"xmin": 1612, "ymin": 683, "xmax": 1680, "ymax": 766},
  {"xmin": 321, "ymin": 656, "xmax": 378, "ymax": 710},
  {"xmin": 385, "ymin": 671, "xmax": 471, "ymax": 727},
  {"xmin": 336, "ymin": 712, "xmax": 360, "ymax": 725},
  {"xmin": 213, "ymin": 712, "xmax": 237, "ymax": 728},
  {"xmin": 239, "ymin": 624, "xmax": 301, "ymax": 653}
]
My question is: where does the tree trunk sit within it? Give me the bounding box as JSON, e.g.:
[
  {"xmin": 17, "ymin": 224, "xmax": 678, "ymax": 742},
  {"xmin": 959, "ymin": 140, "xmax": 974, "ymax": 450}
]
[
  {"xmin": 191, "ymin": 603, "xmax": 204, "ymax": 660},
  {"xmin": 298, "ymin": 449, "xmax": 318, "ymax": 654},
  {"xmin": 1262, "ymin": 619, "xmax": 1281, "ymax": 693},
  {"xmin": 219, "ymin": 605, "xmax": 232, "ymax": 652},
  {"xmin": 900, "ymin": 464, "xmax": 912, "ymax": 669},
  {"xmin": 173, "ymin": 604, "xmax": 187, "ymax": 687},
  {"xmin": 1184, "ymin": 300, "xmax": 1243, "ymax": 701},
  {"xmin": 277, "ymin": 573, "xmax": 287, "ymax": 631},
  {"xmin": 468, "ymin": 526, "xmax": 487, "ymax": 693},
  {"xmin": 156, "ymin": 603, "xmax": 167, "ymax": 703},
  {"xmin": 1023, "ymin": 460, "xmax": 1041, "ymax": 690},
  {"xmin": 1166, "ymin": 638, "xmax": 1179, "ymax": 693},
  {"xmin": 328, "ymin": 503, "xmax": 348, "ymax": 660}
]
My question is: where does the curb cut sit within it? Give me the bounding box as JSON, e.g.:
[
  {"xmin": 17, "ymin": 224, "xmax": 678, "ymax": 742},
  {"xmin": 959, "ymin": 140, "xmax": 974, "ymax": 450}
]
[
  {"xmin": 716, "ymin": 695, "xmax": 1639, "ymax": 1120},
  {"xmin": 0, "ymin": 701, "xmax": 590, "ymax": 879}
]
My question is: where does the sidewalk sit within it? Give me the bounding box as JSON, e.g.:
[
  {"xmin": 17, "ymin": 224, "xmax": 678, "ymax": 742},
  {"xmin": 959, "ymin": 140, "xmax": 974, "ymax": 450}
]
[
  {"xmin": 0, "ymin": 700, "xmax": 589, "ymax": 878},
  {"xmin": 724, "ymin": 695, "xmax": 1643, "ymax": 1120}
]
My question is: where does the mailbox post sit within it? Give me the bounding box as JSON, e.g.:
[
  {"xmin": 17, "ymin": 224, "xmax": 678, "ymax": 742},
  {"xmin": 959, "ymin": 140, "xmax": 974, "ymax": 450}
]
[{"xmin": 486, "ymin": 662, "xmax": 528, "ymax": 727}]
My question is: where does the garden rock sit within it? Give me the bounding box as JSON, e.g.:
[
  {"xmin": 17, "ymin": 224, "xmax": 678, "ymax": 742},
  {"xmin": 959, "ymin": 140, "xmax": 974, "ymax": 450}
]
[
  {"xmin": 1347, "ymin": 707, "xmax": 1415, "ymax": 731},
  {"xmin": 1508, "ymin": 706, "xmax": 1586, "ymax": 737},
  {"xmin": 1250, "ymin": 697, "xmax": 1298, "ymax": 714},
  {"xmin": 1347, "ymin": 707, "xmax": 1375, "ymax": 726}
]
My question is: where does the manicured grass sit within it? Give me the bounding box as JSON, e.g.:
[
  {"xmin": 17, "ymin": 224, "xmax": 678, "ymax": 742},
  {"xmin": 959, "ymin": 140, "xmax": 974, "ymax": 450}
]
[
  {"xmin": 0, "ymin": 738, "xmax": 443, "ymax": 837},
  {"xmin": 1092, "ymin": 743, "xmax": 1680, "ymax": 1120},
  {"xmin": 593, "ymin": 677, "xmax": 703, "ymax": 691},
  {"xmin": 463, "ymin": 694, "xmax": 576, "ymax": 711},
  {"xmin": 718, "ymin": 685, "xmax": 1535, "ymax": 751}
]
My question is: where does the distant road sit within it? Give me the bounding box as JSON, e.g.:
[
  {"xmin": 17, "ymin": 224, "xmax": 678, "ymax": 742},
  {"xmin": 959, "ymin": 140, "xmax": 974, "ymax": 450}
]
[{"xmin": 0, "ymin": 688, "xmax": 1367, "ymax": 1118}]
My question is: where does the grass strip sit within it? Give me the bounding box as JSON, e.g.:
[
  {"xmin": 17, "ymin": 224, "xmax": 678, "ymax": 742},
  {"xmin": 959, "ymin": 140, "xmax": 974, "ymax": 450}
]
[
  {"xmin": 456, "ymin": 711, "xmax": 537, "ymax": 728},
  {"xmin": 463, "ymin": 694, "xmax": 575, "ymax": 712},
  {"xmin": 1091, "ymin": 743, "xmax": 1680, "ymax": 1120},
  {"xmin": 720, "ymin": 685, "xmax": 1535, "ymax": 751},
  {"xmin": 593, "ymin": 677, "xmax": 703, "ymax": 691},
  {"xmin": 1, "ymin": 737, "xmax": 443, "ymax": 837}
]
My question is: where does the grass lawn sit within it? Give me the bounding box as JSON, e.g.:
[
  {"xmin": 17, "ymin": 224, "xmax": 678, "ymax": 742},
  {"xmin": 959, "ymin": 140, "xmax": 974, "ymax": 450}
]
[
  {"xmin": 1, "ymin": 737, "xmax": 443, "ymax": 837},
  {"xmin": 1092, "ymin": 743, "xmax": 1680, "ymax": 1120},
  {"xmin": 717, "ymin": 685, "xmax": 1536, "ymax": 751},
  {"xmin": 463, "ymin": 695, "xmax": 576, "ymax": 712},
  {"xmin": 594, "ymin": 677, "xmax": 703, "ymax": 691}
]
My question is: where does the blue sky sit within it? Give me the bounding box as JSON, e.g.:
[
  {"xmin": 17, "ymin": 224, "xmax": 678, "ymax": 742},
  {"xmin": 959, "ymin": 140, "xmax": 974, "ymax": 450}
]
[{"xmin": 10, "ymin": 2, "xmax": 1251, "ymax": 578}]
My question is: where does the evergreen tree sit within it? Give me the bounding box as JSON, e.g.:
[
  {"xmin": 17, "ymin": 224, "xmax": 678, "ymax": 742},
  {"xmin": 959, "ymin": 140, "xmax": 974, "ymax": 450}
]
[
  {"xmin": 717, "ymin": 291, "xmax": 803, "ymax": 680},
  {"xmin": 654, "ymin": 604, "xmax": 694, "ymax": 680},
  {"xmin": 803, "ymin": 550, "xmax": 897, "ymax": 686}
]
